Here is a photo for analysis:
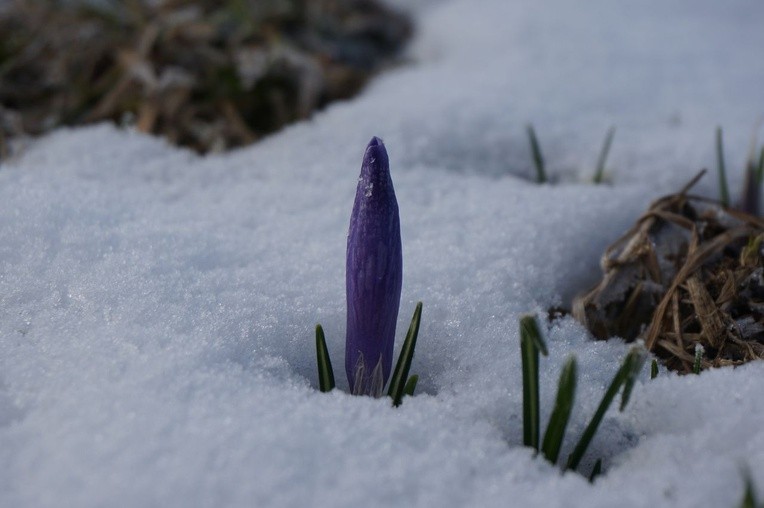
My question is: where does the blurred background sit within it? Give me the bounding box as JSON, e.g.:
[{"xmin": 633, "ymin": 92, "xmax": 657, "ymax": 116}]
[{"xmin": 0, "ymin": 0, "xmax": 412, "ymax": 155}]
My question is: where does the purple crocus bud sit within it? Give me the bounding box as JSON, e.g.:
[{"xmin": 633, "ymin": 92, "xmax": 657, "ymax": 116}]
[{"xmin": 346, "ymin": 137, "xmax": 403, "ymax": 396}]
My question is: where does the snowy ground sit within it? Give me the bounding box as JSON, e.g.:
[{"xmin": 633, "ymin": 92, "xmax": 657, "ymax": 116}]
[{"xmin": 2, "ymin": 0, "xmax": 764, "ymax": 507}]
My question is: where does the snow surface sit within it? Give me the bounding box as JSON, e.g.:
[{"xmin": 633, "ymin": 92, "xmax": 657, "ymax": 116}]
[{"xmin": 2, "ymin": 0, "xmax": 764, "ymax": 506}]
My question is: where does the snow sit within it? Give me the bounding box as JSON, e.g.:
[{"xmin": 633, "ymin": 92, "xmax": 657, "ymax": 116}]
[{"xmin": 1, "ymin": 0, "xmax": 764, "ymax": 506}]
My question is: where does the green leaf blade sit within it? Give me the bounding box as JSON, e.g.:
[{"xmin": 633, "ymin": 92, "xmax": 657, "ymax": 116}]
[
  {"xmin": 388, "ymin": 302, "xmax": 423, "ymax": 407},
  {"xmin": 589, "ymin": 459, "xmax": 602, "ymax": 483},
  {"xmin": 541, "ymin": 356, "xmax": 577, "ymax": 464},
  {"xmin": 717, "ymin": 126, "xmax": 730, "ymax": 207},
  {"xmin": 520, "ymin": 314, "xmax": 548, "ymax": 356},
  {"xmin": 619, "ymin": 347, "xmax": 646, "ymax": 411},
  {"xmin": 693, "ymin": 344, "xmax": 704, "ymax": 374},
  {"xmin": 593, "ymin": 126, "xmax": 616, "ymax": 184},
  {"xmin": 739, "ymin": 468, "xmax": 760, "ymax": 508},
  {"xmin": 315, "ymin": 324, "xmax": 335, "ymax": 392},
  {"xmin": 566, "ymin": 346, "xmax": 644, "ymax": 471},
  {"xmin": 520, "ymin": 314, "xmax": 546, "ymax": 450},
  {"xmin": 527, "ymin": 124, "xmax": 547, "ymax": 184},
  {"xmin": 403, "ymin": 375, "xmax": 419, "ymax": 397}
]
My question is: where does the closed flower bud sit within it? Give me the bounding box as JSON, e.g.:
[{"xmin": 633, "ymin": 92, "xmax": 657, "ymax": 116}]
[{"xmin": 345, "ymin": 137, "xmax": 403, "ymax": 396}]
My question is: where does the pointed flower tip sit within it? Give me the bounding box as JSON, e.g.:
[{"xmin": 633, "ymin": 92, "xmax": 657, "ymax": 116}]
[{"xmin": 363, "ymin": 136, "xmax": 389, "ymax": 172}]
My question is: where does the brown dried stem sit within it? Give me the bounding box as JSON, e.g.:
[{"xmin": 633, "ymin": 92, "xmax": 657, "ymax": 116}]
[{"xmin": 574, "ymin": 172, "xmax": 764, "ymax": 373}]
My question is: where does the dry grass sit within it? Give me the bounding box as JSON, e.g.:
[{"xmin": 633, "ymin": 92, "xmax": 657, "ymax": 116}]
[
  {"xmin": 574, "ymin": 172, "xmax": 764, "ymax": 373},
  {"xmin": 0, "ymin": 0, "xmax": 411, "ymax": 154}
]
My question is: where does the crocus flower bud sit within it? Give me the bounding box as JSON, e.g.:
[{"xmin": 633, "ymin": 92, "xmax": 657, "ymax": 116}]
[{"xmin": 346, "ymin": 137, "xmax": 403, "ymax": 396}]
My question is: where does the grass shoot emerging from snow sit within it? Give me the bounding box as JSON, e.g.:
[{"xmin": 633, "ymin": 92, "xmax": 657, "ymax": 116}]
[
  {"xmin": 693, "ymin": 344, "xmax": 704, "ymax": 375},
  {"xmin": 525, "ymin": 124, "xmax": 617, "ymax": 183},
  {"xmin": 315, "ymin": 302, "xmax": 423, "ymax": 406},
  {"xmin": 519, "ymin": 315, "xmax": 646, "ymax": 476},
  {"xmin": 315, "ymin": 325, "xmax": 335, "ymax": 393},
  {"xmin": 715, "ymin": 124, "xmax": 764, "ymax": 215},
  {"xmin": 387, "ymin": 302, "xmax": 423, "ymax": 407},
  {"xmin": 650, "ymin": 359, "xmax": 659, "ymax": 379},
  {"xmin": 593, "ymin": 126, "xmax": 616, "ymax": 184},
  {"xmin": 526, "ymin": 125, "xmax": 548, "ymax": 184},
  {"xmin": 717, "ymin": 126, "xmax": 730, "ymax": 207},
  {"xmin": 739, "ymin": 469, "xmax": 763, "ymax": 508}
]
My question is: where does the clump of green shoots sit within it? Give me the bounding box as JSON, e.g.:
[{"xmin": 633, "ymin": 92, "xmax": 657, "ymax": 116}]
[
  {"xmin": 715, "ymin": 125, "xmax": 764, "ymax": 215},
  {"xmin": 525, "ymin": 125, "xmax": 616, "ymax": 184},
  {"xmin": 519, "ymin": 315, "xmax": 645, "ymax": 478},
  {"xmin": 315, "ymin": 302, "xmax": 423, "ymax": 407}
]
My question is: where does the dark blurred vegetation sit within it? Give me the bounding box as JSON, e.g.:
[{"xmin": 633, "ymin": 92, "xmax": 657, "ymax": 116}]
[{"xmin": 0, "ymin": 0, "xmax": 411, "ymax": 154}]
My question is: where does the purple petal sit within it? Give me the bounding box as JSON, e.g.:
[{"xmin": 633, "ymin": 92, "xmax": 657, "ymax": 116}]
[{"xmin": 345, "ymin": 137, "xmax": 403, "ymax": 395}]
